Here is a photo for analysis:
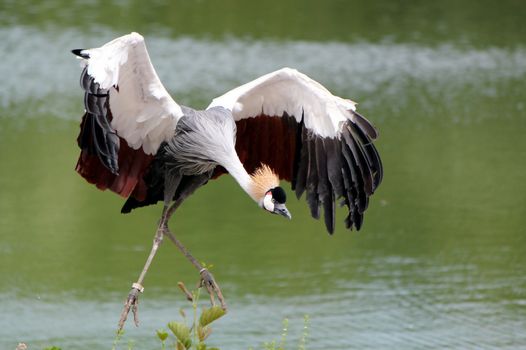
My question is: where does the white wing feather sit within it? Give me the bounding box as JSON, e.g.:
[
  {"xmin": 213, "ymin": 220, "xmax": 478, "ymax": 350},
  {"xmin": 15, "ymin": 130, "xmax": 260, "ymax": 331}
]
[
  {"xmin": 78, "ymin": 32, "xmax": 183, "ymax": 154},
  {"xmin": 207, "ymin": 68, "xmax": 357, "ymax": 138}
]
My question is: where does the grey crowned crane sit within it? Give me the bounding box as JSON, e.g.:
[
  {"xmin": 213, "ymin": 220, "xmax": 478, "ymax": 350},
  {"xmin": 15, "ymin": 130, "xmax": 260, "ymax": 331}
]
[{"xmin": 72, "ymin": 32, "xmax": 383, "ymax": 329}]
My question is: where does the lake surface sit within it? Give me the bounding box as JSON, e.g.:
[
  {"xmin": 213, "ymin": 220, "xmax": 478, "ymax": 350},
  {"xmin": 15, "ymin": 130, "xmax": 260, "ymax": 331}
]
[{"xmin": 1, "ymin": 1, "xmax": 525, "ymax": 349}]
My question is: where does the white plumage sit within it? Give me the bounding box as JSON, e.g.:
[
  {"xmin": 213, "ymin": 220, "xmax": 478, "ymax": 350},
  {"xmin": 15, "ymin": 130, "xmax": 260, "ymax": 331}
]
[
  {"xmin": 76, "ymin": 32, "xmax": 183, "ymax": 154},
  {"xmin": 208, "ymin": 67, "xmax": 357, "ymax": 138},
  {"xmin": 77, "ymin": 32, "xmax": 361, "ymax": 156}
]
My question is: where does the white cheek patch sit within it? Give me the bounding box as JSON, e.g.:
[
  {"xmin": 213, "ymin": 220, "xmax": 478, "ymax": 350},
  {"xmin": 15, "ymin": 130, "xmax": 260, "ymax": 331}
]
[{"xmin": 263, "ymin": 194, "xmax": 274, "ymax": 212}]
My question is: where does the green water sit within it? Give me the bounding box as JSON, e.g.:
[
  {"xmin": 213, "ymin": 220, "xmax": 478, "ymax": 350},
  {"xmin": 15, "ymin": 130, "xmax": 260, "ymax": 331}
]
[{"xmin": 1, "ymin": 1, "xmax": 525, "ymax": 349}]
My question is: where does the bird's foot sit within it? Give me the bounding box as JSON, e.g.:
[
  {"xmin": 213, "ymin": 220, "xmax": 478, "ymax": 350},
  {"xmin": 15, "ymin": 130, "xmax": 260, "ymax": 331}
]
[
  {"xmin": 118, "ymin": 282, "xmax": 144, "ymax": 330},
  {"xmin": 199, "ymin": 268, "xmax": 227, "ymax": 311}
]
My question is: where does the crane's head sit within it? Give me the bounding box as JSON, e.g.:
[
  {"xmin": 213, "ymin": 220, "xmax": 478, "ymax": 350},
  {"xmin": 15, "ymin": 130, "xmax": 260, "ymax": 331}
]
[
  {"xmin": 250, "ymin": 165, "xmax": 292, "ymax": 220},
  {"xmin": 262, "ymin": 186, "xmax": 291, "ymax": 219}
]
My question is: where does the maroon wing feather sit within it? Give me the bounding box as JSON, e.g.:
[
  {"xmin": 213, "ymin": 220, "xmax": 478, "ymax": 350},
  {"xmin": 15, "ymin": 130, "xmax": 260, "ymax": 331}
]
[{"xmin": 214, "ymin": 112, "xmax": 383, "ymax": 234}]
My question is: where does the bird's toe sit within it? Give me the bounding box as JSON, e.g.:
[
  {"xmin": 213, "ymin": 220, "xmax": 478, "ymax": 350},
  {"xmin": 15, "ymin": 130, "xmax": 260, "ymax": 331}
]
[{"xmin": 199, "ymin": 268, "xmax": 227, "ymax": 311}]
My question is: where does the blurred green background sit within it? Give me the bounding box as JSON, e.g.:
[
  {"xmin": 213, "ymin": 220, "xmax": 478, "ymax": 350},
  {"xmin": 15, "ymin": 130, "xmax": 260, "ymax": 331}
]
[{"xmin": 0, "ymin": 0, "xmax": 525, "ymax": 349}]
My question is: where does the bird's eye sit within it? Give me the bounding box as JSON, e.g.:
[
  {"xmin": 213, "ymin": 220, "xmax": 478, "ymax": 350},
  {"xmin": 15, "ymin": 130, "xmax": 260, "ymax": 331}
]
[{"xmin": 272, "ymin": 198, "xmax": 276, "ymax": 203}]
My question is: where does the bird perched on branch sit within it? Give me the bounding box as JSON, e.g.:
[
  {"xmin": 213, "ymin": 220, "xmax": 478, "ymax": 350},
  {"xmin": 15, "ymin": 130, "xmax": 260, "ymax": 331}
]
[{"xmin": 72, "ymin": 32, "xmax": 383, "ymax": 329}]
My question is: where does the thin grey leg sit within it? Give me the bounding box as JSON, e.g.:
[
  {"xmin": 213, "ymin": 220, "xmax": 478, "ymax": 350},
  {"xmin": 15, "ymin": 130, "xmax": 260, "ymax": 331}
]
[{"xmin": 117, "ymin": 173, "xmax": 181, "ymax": 330}]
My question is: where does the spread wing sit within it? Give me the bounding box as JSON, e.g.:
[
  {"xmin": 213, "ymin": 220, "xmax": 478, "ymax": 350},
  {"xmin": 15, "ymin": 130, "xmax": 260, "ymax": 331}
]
[
  {"xmin": 209, "ymin": 68, "xmax": 383, "ymax": 233},
  {"xmin": 73, "ymin": 32, "xmax": 183, "ymax": 198}
]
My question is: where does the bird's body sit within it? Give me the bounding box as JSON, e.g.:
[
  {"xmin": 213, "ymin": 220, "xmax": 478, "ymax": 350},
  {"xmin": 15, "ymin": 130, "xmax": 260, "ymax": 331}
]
[
  {"xmin": 72, "ymin": 32, "xmax": 383, "ymax": 328},
  {"xmin": 166, "ymin": 106, "xmax": 236, "ymax": 177},
  {"xmin": 119, "ymin": 105, "xmax": 247, "ymax": 214}
]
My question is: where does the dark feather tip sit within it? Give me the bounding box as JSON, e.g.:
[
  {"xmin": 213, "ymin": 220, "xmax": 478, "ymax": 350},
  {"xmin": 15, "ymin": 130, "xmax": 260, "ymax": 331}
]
[{"xmin": 71, "ymin": 49, "xmax": 89, "ymax": 58}]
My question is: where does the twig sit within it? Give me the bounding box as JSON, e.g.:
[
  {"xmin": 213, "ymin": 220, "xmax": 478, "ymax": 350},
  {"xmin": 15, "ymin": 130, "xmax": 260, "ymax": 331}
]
[{"xmin": 178, "ymin": 281, "xmax": 194, "ymax": 302}]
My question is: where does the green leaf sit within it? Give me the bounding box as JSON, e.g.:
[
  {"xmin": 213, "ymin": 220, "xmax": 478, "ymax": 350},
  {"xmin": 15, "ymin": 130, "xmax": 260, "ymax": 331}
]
[
  {"xmin": 197, "ymin": 325, "xmax": 212, "ymax": 342},
  {"xmin": 168, "ymin": 321, "xmax": 192, "ymax": 349},
  {"xmin": 199, "ymin": 306, "xmax": 226, "ymax": 327},
  {"xmin": 200, "ymin": 261, "xmax": 214, "ymax": 270},
  {"xmin": 156, "ymin": 328, "xmax": 169, "ymax": 341}
]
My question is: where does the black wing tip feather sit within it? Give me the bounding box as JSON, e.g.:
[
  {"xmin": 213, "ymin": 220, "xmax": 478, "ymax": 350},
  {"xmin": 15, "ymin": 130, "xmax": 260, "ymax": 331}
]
[
  {"xmin": 236, "ymin": 111, "xmax": 382, "ymax": 234},
  {"xmin": 76, "ymin": 63, "xmax": 120, "ymax": 175},
  {"xmin": 351, "ymin": 110, "xmax": 379, "ymax": 140},
  {"xmin": 346, "ymin": 118, "xmax": 384, "ymax": 192},
  {"xmin": 121, "ymin": 203, "xmax": 133, "ymax": 214},
  {"xmin": 71, "ymin": 49, "xmax": 89, "ymax": 58},
  {"xmin": 296, "ymin": 116, "xmax": 382, "ymax": 233}
]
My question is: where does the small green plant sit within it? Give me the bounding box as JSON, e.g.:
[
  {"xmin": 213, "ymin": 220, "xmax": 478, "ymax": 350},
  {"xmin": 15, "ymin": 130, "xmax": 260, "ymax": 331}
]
[
  {"xmin": 158, "ymin": 282, "xmax": 225, "ymax": 350},
  {"xmin": 111, "ymin": 328, "xmax": 125, "ymax": 350},
  {"xmin": 257, "ymin": 315, "xmax": 310, "ymax": 350},
  {"xmin": 298, "ymin": 315, "xmax": 310, "ymax": 350},
  {"xmin": 278, "ymin": 318, "xmax": 289, "ymax": 350},
  {"xmin": 156, "ymin": 329, "xmax": 169, "ymax": 350},
  {"xmin": 111, "ymin": 277, "xmax": 309, "ymax": 350}
]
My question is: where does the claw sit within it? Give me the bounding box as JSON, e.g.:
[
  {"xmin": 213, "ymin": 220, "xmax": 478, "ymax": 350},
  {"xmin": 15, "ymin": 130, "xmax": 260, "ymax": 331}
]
[
  {"xmin": 162, "ymin": 228, "xmax": 228, "ymax": 311},
  {"xmin": 199, "ymin": 268, "xmax": 227, "ymax": 311},
  {"xmin": 118, "ymin": 284, "xmax": 143, "ymax": 330}
]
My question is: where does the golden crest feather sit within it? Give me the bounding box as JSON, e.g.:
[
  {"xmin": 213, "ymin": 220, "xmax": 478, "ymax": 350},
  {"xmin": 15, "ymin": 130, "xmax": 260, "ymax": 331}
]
[{"xmin": 249, "ymin": 164, "xmax": 280, "ymax": 200}]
